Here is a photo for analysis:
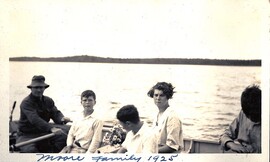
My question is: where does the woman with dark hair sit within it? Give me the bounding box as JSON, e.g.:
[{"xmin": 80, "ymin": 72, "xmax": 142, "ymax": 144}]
[{"xmin": 147, "ymin": 82, "xmax": 184, "ymax": 153}]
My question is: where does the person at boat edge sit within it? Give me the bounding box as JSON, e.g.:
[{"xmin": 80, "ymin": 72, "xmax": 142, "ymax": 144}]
[
  {"xmin": 116, "ymin": 105, "xmax": 158, "ymax": 153},
  {"xmin": 60, "ymin": 90, "xmax": 103, "ymax": 153},
  {"xmin": 147, "ymin": 82, "xmax": 184, "ymax": 153},
  {"xmin": 219, "ymin": 84, "xmax": 261, "ymax": 153},
  {"xmin": 17, "ymin": 75, "xmax": 72, "ymax": 153}
]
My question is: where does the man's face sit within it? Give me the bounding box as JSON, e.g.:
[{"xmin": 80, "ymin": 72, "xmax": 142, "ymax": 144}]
[
  {"xmin": 119, "ymin": 121, "xmax": 131, "ymax": 132},
  {"xmin": 31, "ymin": 86, "xmax": 45, "ymax": 98},
  {"xmin": 81, "ymin": 96, "xmax": 96, "ymax": 110}
]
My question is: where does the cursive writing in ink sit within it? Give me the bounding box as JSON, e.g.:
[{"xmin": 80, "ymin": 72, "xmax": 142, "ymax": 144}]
[
  {"xmin": 36, "ymin": 154, "xmax": 85, "ymax": 161},
  {"xmin": 92, "ymin": 154, "xmax": 141, "ymax": 162},
  {"xmin": 168, "ymin": 154, "xmax": 178, "ymax": 161},
  {"xmin": 147, "ymin": 154, "xmax": 178, "ymax": 162}
]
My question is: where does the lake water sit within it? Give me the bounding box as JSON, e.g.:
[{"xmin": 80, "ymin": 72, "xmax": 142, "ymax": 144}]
[{"xmin": 9, "ymin": 61, "xmax": 261, "ymax": 142}]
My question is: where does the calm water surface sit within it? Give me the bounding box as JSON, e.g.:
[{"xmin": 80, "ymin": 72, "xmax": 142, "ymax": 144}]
[{"xmin": 9, "ymin": 61, "xmax": 261, "ymax": 141}]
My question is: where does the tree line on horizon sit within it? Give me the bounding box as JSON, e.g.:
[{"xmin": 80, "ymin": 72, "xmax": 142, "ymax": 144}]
[{"xmin": 9, "ymin": 55, "xmax": 261, "ymax": 66}]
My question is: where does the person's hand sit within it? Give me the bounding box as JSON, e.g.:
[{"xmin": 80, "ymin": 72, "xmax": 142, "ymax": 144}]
[
  {"xmin": 226, "ymin": 141, "xmax": 249, "ymax": 153},
  {"xmin": 51, "ymin": 127, "xmax": 65, "ymax": 136},
  {"xmin": 61, "ymin": 145, "xmax": 72, "ymax": 153},
  {"xmin": 241, "ymin": 142, "xmax": 254, "ymax": 153},
  {"xmin": 61, "ymin": 117, "xmax": 72, "ymax": 124}
]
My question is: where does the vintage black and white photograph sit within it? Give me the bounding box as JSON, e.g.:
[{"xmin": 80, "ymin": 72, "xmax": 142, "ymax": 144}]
[{"xmin": 1, "ymin": 0, "xmax": 269, "ymax": 162}]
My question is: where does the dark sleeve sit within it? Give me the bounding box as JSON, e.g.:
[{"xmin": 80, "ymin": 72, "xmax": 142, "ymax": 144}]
[
  {"xmin": 45, "ymin": 97, "xmax": 64, "ymax": 124},
  {"xmin": 20, "ymin": 100, "xmax": 54, "ymax": 133}
]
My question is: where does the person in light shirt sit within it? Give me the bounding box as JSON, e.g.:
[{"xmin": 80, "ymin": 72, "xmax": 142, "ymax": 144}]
[
  {"xmin": 147, "ymin": 82, "xmax": 184, "ymax": 153},
  {"xmin": 116, "ymin": 105, "xmax": 158, "ymax": 153},
  {"xmin": 61, "ymin": 90, "xmax": 103, "ymax": 153}
]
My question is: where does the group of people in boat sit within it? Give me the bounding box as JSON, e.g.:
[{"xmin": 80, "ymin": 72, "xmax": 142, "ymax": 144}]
[{"xmin": 14, "ymin": 75, "xmax": 261, "ymax": 153}]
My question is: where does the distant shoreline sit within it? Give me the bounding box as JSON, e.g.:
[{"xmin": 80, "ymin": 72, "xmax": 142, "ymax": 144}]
[{"xmin": 9, "ymin": 55, "xmax": 261, "ymax": 66}]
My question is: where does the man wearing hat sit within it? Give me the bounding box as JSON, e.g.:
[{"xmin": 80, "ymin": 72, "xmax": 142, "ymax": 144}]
[{"xmin": 16, "ymin": 75, "xmax": 71, "ymax": 153}]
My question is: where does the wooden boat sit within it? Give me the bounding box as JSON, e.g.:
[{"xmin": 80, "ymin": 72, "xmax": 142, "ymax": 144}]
[
  {"xmin": 9, "ymin": 101, "xmax": 225, "ymax": 153},
  {"xmin": 9, "ymin": 120, "xmax": 224, "ymax": 153},
  {"xmin": 99, "ymin": 124, "xmax": 225, "ymax": 153}
]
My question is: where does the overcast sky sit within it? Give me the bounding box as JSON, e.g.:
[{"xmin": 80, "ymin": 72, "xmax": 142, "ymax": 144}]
[{"xmin": 1, "ymin": 0, "xmax": 269, "ymax": 59}]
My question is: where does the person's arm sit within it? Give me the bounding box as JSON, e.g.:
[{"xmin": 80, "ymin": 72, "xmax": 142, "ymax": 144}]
[
  {"xmin": 60, "ymin": 145, "xmax": 72, "ymax": 153},
  {"xmin": 61, "ymin": 117, "xmax": 72, "ymax": 124},
  {"xmin": 86, "ymin": 119, "xmax": 104, "ymax": 153},
  {"xmin": 117, "ymin": 147, "xmax": 127, "ymax": 153},
  {"xmin": 159, "ymin": 115, "xmax": 182, "ymax": 153},
  {"xmin": 66, "ymin": 124, "xmax": 75, "ymax": 146},
  {"xmin": 219, "ymin": 111, "xmax": 248, "ymax": 153},
  {"xmin": 219, "ymin": 113, "xmax": 239, "ymax": 150},
  {"xmin": 45, "ymin": 97, "xmax": 65, "ymax": 124},
  {"xmin": 225, "ymin": 141, "xmax": 249, "ymax": 153},
  {"xmin": 50, "ymin": 127, "xmax": 65, "ymax": 135},
  {"xmin": 60, "ymin": 124, "xmax": 75, "ymax": 153}
]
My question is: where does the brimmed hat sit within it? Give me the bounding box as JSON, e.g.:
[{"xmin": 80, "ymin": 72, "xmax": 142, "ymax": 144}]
[{"xmin": 27, "ymin": 75, "xmax": 49, "ymax": 89}]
